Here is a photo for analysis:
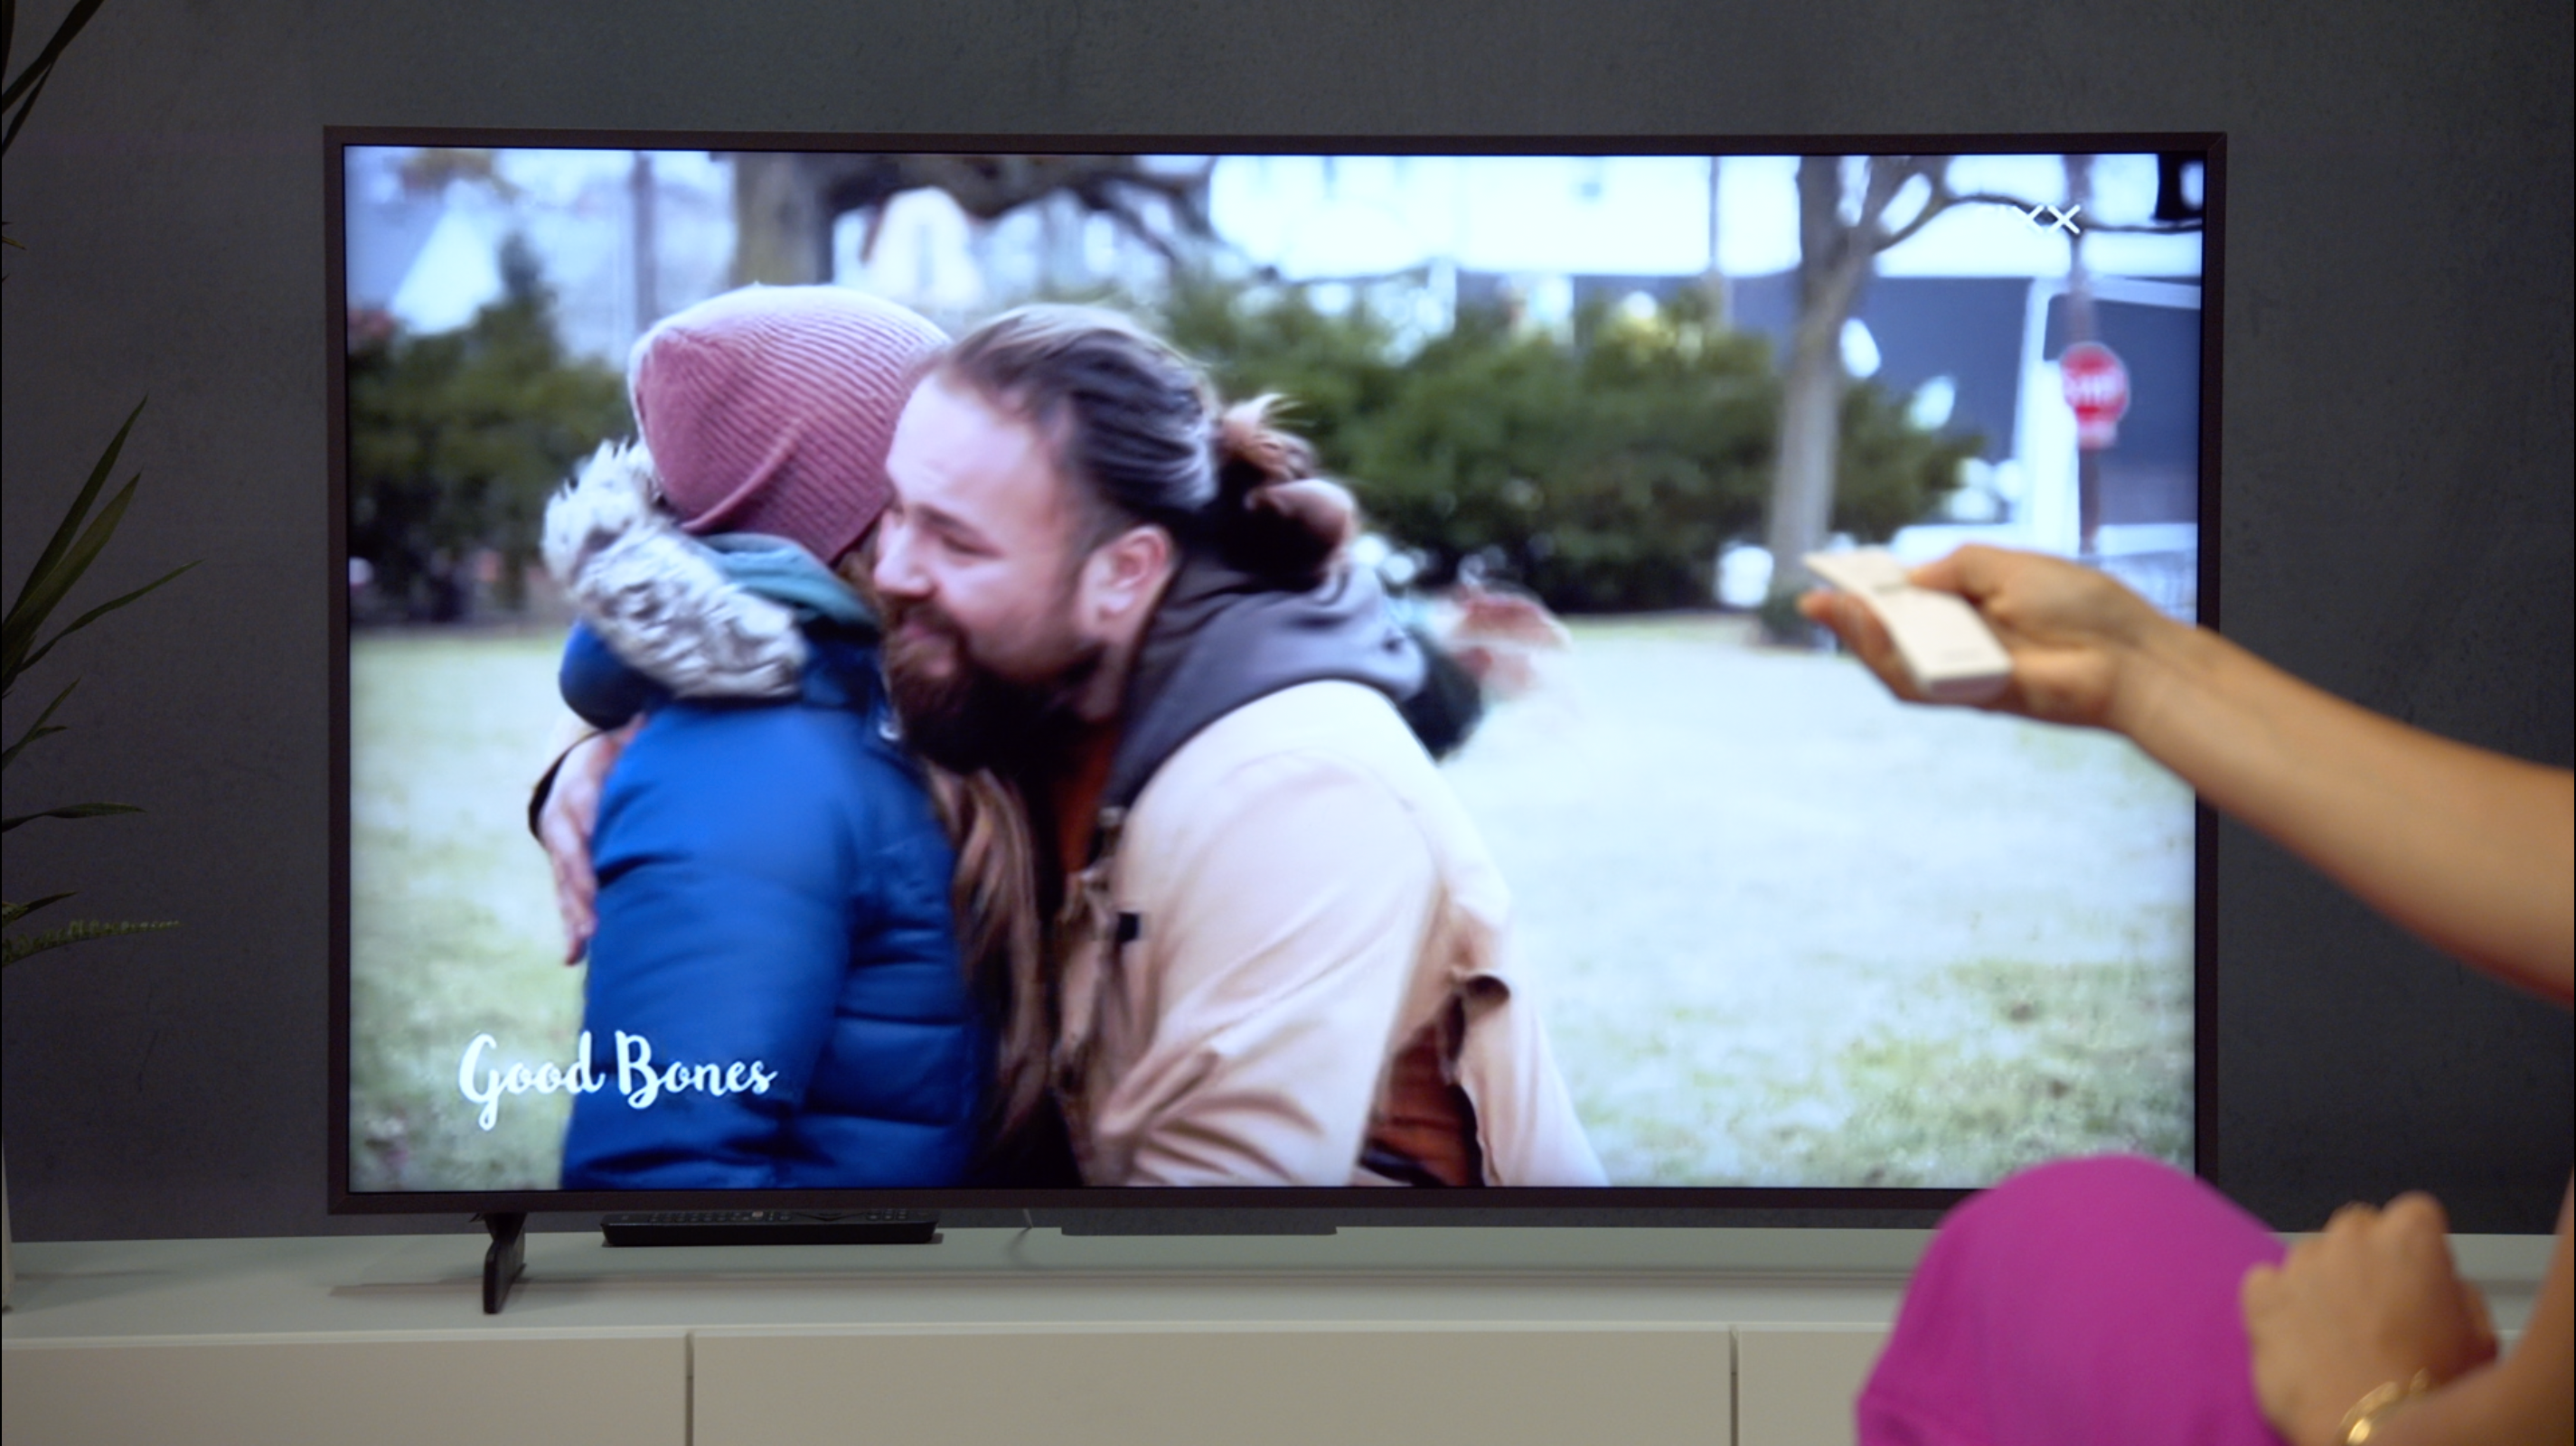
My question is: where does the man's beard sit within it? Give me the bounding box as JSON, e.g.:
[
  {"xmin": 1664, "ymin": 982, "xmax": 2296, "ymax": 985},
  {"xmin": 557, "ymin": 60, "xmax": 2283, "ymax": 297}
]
[{"xmin": 880, "ymin": 596, "xmax": 1101, "ymax": 776}]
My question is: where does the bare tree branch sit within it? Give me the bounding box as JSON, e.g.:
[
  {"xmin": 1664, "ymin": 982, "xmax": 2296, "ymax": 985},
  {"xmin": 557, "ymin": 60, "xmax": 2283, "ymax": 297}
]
[
  {"xmin": 1945, "ymin": 190, "xmax": 2203, "ymax": 234},
  {"xmin": 2073, "ymin": 219, "xmax": 2203, "ymax": 235},
  {"xmin": 1073, "ymin": 182, "xmax": 1187, "ymax": 266},
  {"xmin": 1858, "ymin": 169, "xmax": 2205, "ymax": 258},
  {"xmin": 732, "ymin": 151, "xmax": 1236, "ymax": 286},
  {"xmin": 792, "ymin": 153, "xmax": 1217, "ymax": 264},
  {"xmin": 1874, "ymin": 171, "xmax": 1959, "ymax": 254}
]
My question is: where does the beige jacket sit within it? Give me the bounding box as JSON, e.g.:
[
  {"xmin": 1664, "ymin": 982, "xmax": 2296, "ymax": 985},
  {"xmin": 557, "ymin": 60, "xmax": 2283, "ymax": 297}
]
[{"xmin": 1053, "ymin": 680, "xmax": 1605, "ymax": 1188}]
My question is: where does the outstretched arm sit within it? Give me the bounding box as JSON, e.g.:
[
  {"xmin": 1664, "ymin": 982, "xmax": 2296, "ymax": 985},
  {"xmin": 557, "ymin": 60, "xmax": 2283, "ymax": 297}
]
[
  {"xmin": 1809, "ymin": 545, "xmax": 2572, "ymax": 1444},
  {"xmin": 1804, "ymin": 545, "xmax": 2573, "ymax": 1006}
]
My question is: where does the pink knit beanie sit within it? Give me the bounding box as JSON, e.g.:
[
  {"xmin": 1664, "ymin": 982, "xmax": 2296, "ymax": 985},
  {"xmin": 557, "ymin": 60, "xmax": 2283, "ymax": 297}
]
[{"xmin": 629, "ymin": 285, "xmax": 949, "ymax": 564}]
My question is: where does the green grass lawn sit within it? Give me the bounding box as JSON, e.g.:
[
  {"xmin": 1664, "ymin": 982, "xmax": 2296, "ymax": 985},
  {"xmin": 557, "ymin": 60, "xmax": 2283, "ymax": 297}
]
[
  {"xmin": 350, "ymin": 629, "xmax": 587, "ymax": 1192},
  {"xmin": 1444, "ymin": 615, "xmax": 2195, "ymax": 1187},
  {"xmin": 350, "ymin": 616, "xmax": 2195, "ymax": 1194}
]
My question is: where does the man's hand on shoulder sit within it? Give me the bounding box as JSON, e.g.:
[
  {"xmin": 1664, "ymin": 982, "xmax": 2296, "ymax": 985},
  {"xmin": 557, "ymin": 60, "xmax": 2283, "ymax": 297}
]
[{"xmin": 540, "ymin": 722, "xmax": 635, "ymax": 964}]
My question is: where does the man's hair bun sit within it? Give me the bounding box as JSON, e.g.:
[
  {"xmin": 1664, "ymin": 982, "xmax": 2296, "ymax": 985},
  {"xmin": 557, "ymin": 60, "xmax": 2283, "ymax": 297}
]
[{"xmin": 1210, "ymin": 397, "xmax": 1351, "ymax": 583}]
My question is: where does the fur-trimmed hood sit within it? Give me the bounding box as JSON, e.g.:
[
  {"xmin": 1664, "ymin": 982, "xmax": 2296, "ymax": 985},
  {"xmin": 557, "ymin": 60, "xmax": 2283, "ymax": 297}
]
[{"xmin": 543, "ymin": 440, "xmax": 833, "ymax": 701}]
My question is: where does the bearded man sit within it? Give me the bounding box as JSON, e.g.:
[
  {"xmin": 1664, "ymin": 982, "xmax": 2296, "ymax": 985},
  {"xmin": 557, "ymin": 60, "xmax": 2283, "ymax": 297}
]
[{"xmin": 863, "ymin": 305, "xmax": 1602, "ymax": 1188}]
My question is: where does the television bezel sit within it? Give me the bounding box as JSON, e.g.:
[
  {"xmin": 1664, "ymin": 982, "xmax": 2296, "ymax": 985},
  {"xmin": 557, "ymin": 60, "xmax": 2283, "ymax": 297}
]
[{"xmin": 326, "ymin": 127, "xmax": 2225, "ymax": 1220}]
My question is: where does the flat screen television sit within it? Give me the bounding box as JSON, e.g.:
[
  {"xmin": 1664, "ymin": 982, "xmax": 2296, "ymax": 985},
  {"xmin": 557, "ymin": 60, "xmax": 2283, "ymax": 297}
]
[{"xmin": 329, "ymin": 130, "xmax": 2221, "ymax": 1223}]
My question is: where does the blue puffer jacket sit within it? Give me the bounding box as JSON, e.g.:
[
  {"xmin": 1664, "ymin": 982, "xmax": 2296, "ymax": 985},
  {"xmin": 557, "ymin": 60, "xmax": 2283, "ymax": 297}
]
[{"xmin": 556, "ymin": 615, "xmax": 988, "ymax": 1190}]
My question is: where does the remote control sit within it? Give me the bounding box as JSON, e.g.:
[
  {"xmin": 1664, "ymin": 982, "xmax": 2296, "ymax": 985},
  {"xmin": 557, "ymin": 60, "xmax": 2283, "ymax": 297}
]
[
  {"xmin": 599, "ymin": 1208, "xmax": 938, "ymax": 1247},
  {"xmin": 1802, "ymin": 549, "xmax": 2014, "ymax": 704}
]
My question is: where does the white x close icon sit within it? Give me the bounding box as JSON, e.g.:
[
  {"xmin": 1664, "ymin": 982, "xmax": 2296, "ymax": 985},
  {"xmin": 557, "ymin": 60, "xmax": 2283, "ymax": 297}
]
[{"xmin": 2021, "ymin": 203, "xmax": 2085, "ymax": 236}]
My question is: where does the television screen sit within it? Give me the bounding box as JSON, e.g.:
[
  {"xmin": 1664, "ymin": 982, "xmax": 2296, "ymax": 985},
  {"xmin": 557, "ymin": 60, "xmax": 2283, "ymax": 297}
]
[{"xmin": 332, "ymin": 134, "xmax": 2215, "ymax": 1207}]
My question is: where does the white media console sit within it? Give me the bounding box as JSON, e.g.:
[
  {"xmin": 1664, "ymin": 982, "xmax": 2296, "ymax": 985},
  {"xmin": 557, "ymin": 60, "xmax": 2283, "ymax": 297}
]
[{"xmin": 2, "ymin": 1227, "xmax": 2551, "ymax": 1446}]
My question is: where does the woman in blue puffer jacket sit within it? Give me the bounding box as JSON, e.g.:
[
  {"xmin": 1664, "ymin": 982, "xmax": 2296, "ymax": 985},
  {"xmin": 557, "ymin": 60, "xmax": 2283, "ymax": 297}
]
[{"xmin": 538, "ymin": 286, "xmax": 988, "ymax": 1190}]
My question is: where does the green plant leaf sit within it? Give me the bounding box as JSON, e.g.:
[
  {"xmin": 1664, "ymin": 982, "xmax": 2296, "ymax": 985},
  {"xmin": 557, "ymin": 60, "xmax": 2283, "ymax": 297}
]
[
  {"xmin": 1, "ymin": 721, "xmax": 67, "ymax": 763},
  {"xmin": 10, "ymin": 558, "xmax": 195, "ymax": 681},
  {"xmin": 0, "ymin": 55, "xmax": 46, "ymax": 150},
  {"xmin": 1, "ymin": 675, "xmax": 79, "ymax": 770},
  {"xmin": 3, "ymin": 915, "xmax": 174, "ymax": 968},
  {"xmin": 4, "ymin": 462, "xmax": 148, "ymax": 686},
  {"xmin": 3, "ymin": 0, "xmax": 110, "ymax": 141},
  {"xmin": 12, "ymin": 407, "xmax": 136, "ymax": 609},
  {"xmin": 1, "ymin": 800, "xmax": 141, "ymax": 832},
  {"xmin": 3, "ymin": 892, "xmax": 77, "ymax": 925},
  {"xmin": 5, "ymin": 399, "xmax": 140, "ymax": 630}
]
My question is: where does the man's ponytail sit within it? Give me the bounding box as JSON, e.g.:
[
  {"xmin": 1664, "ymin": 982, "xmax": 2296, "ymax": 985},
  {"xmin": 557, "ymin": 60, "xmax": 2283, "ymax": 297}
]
[{"xmin": 1208, "ymin": 397, "xmax": 1355, "ymax": 586}]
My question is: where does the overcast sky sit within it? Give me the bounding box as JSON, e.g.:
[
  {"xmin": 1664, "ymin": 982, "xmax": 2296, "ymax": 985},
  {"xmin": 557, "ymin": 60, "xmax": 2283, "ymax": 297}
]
[
  {"xmin": 353, "ymin": 147, "xmax": 2202, "ymax": 342},
  {"xmin": 1207, "ymin": 152, "xmax": 2199, "ymax": 280}
]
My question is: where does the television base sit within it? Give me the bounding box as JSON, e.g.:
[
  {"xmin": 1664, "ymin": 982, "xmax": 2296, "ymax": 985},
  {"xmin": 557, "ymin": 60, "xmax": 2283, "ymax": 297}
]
[
  {"xmin": 1058, "ymin": 1214, "xmax": 1338, "ymax": 1237},
  {"xmin": 479, "ymin": 1211, "xmax": 526, "ymax": 1314},
  {"xmin": 599, "ymin": 1210, "xmax": 940, "ymax": 1247}
]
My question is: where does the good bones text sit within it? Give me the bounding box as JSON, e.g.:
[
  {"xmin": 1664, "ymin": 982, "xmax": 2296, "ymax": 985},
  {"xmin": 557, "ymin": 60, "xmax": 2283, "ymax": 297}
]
[{"xmin": 457, "ymin": 1031, "xmax": 779, "ymax": 1130}]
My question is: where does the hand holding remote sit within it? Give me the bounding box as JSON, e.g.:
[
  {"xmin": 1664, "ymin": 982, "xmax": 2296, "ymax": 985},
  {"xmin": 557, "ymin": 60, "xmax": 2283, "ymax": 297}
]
[
  {"xmin": 1801, "ymin": 548, "xmax": 2013, "ymax": 704},
  {"xmin": 1800, "ymin": 544, "xmax": 2179, "ymax": 730}
]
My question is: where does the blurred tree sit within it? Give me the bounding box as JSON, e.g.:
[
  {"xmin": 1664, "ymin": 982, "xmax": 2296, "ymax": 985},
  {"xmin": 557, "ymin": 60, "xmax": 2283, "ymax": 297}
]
[
  {"xmin": 1345, "ymin": 296, "xmax": 1777, "ymax": 612},
  {"xmin": 1163, "ymin": 278, "xmax": 1973, "ymax": 615},
  {"xmin": 731, "ymin": 153, "xmax": 1217, "ymax": 287},
  {"xmin": 1159, "ymin": 275, "xmax": 1408, "ymax": 476},
  {"xmin": 1756, "ymin": 155, "xmax": 2193, "ymax": 636},
  {"xmin": 1762, "ymin": 157, "xmax": 1982, "ymax": 634},
  {"xmin": 395, "ymin": 146, "xmax": 520, "ymax": 200},
  {"xmin": 1833, "ymin": 377, "xmax": 1986, "ymax": 549},
  {"xmin": 346, "ymin": 236, "xmax": 630, "ymax": 621}
]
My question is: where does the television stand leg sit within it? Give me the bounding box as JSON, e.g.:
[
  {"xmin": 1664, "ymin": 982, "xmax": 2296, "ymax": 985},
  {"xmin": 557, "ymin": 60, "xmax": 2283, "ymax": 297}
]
[{"xmin": 479, "ymin": 1211, "xmax": 527, "ymax": 1315}]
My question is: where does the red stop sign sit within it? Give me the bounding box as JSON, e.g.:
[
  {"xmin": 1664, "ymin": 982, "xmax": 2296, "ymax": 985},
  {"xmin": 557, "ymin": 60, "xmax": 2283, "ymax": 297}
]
[{"xmin": 2061, "ymin": 341, "xmax": 2130, "ymax": 450}]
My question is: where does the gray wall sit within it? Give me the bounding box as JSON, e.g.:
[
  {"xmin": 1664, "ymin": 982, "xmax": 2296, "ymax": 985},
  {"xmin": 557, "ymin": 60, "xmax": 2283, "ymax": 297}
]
[{"xmin": 3, "ymin": 0, "xmax": 2568, "ymax": 1241}]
